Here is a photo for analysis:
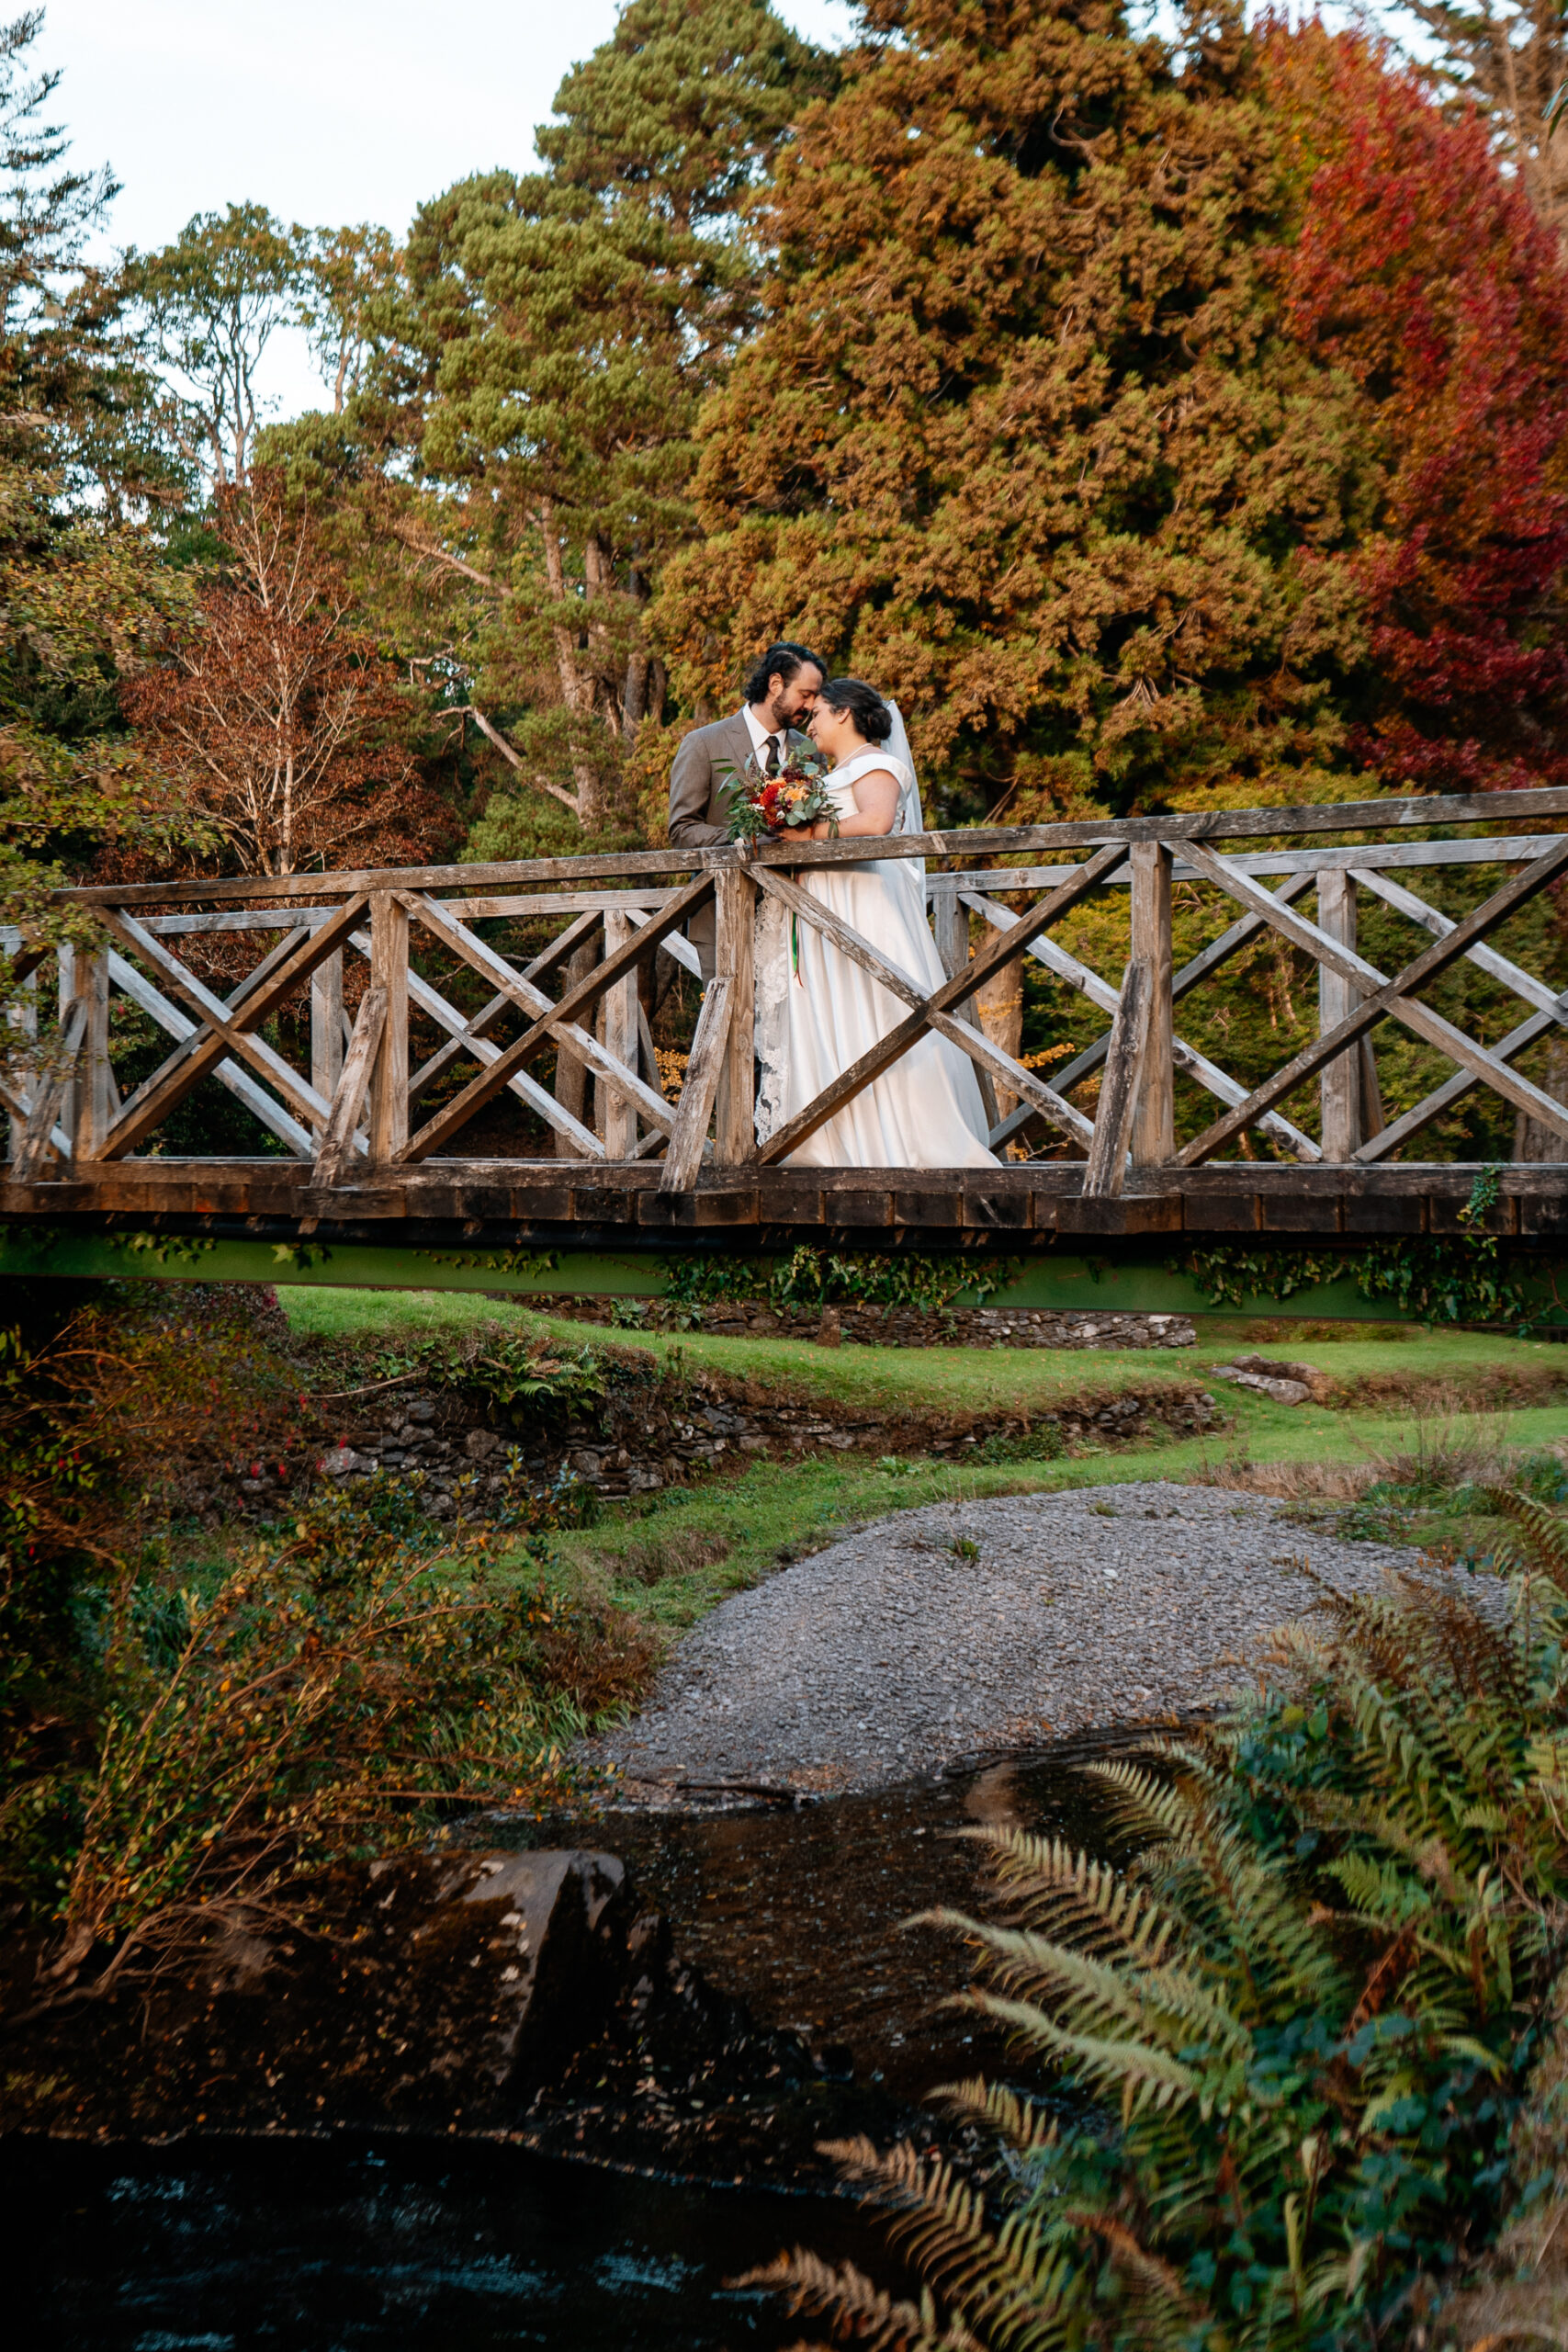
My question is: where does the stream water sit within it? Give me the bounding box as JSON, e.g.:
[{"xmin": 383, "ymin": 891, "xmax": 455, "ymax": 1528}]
[{"xmin": 15, "ymin": 1737, "xmax": 1136, "ymax": 2350}]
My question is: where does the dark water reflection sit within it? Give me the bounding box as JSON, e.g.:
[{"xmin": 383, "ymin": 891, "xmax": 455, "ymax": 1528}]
[
  {"xmin": 14, "ymin": 1736, "xmax": 1139, "ymax": 2350},
  {"xmin": 10, "ymin": 2133, "xmax": 892, "ymax": 2350}
]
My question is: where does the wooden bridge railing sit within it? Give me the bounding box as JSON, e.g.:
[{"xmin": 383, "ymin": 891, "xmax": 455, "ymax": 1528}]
[{"xmin": 7, "ymin": 787, "xmax": 1568, "ymax": 1204}]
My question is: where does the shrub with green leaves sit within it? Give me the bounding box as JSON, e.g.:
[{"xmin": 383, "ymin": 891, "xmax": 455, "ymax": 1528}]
[
  {"xmin": 663, "ymin": 1246, "xmax": 1016, "ymax": 1318},
  {"xmin": 20, "ymin": 1476, "xmax": 652, "ymax": 1995},
  {"xmin": 762, "ymin": 1493, "xmax": 1568, "ymax": 2350}
]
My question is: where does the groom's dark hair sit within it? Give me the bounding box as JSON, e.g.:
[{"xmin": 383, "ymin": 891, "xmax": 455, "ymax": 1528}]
[{"xmin": 743, "ymin": 641, "xmax": 825, "ymax": 704}]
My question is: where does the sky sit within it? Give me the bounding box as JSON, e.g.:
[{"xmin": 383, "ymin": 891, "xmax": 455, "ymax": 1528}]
[{"xmin": 42, "ymin": 0, "xmax": 858, "ymax": 417}]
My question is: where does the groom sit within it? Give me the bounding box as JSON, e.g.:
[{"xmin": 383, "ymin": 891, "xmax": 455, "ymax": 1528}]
[{"xmin": 668, "ymin": 640, "xmax": 825, "ymax": 978}]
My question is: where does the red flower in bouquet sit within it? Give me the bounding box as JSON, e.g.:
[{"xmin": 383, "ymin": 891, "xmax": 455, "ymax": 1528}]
[{"xmin": 717, "ymin": 748, "xmax": 839, "ymax": 845}]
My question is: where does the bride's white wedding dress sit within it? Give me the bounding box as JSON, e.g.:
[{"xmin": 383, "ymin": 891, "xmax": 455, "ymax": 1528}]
[{"xmin": 754, "ymin": 729, "xmax": 998, "ymax": 1169}]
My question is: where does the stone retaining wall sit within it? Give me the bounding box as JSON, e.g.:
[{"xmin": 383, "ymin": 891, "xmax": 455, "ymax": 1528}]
[
  {"xmin": 551, "ymin": 1297, "xmax": 1197, "ymax": 1351},
  {"xmin": 297, "ymin": 1368, "xmax": 1224, "ymax": 1516}
]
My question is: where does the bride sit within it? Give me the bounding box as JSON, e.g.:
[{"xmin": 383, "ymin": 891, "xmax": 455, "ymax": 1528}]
[{"xmin": 753, "ymin": 676, "xmax": 998, "ymax": 1169}]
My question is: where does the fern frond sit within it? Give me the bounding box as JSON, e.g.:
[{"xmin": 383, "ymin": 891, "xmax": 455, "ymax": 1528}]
[
  {"xmin": 967, "ymin": 1991, "xmax": 1205, "ymax": 2111},
  {"xmin": 1482, "ymin": 1488, "xmax": 1568, "ymax": 1593},
  {"xmin": 935, "ymin": 2076, "xmax": 1060, "ymax": 2156},
  {"xmin": 951, "ymin": 1827, "xmax": 1177, "ymax": 1962},
  {"xmin": 737, "ymin": 2249, "xmax": 964, "ymax": 2352},
  {"xmin": 816, "ymin": 2137, "xmax": 1085, "ymax": 2352}
]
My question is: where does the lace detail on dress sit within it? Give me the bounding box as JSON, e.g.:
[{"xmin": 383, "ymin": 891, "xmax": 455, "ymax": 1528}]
[{"xmin": 753, "ymin": 888, "xmax": 793, "ymax": 1146}]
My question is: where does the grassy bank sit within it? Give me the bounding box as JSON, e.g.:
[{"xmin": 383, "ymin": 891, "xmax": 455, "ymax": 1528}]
[
  {"xmin": 276, "ymin": 1290, "xmax": 1568, "ymax": 1643},
  {"xmin": 281, "ymin": 1286, "xmax": 1568, "ymax": 1419}
]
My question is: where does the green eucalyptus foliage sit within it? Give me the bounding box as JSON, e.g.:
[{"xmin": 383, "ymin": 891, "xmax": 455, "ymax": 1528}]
[{"xmin": 768, "ymin": 1496, "xmax": 1568, "ymax": 2349}]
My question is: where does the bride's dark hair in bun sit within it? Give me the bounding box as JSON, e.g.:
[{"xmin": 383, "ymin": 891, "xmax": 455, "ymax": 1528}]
[{"xmin": 818, "ymin": 676, "xmax": 893, "ymax": 744}]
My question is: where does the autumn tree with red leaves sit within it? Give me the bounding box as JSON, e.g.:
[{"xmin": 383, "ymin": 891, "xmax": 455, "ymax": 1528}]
[
  {"xmin": 122, "ymin": 469, "xmax": 450, "ymax": 876},
  {"xmin": 1271, "ymin": 24, "xmax": 1568, "ymax": 798}
]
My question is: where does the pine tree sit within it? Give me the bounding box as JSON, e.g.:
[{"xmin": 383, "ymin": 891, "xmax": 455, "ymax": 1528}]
[
  {"xmin": 0, "ymin": 13, "xmax": 196, "ymax": 1036},
  {"xmin": 370, "ymin": 0, "xmax": 829, "ymax": 836},
  {"xmin": 656, "ymin": 0, "xmax": 1385, "ymax": 823}
]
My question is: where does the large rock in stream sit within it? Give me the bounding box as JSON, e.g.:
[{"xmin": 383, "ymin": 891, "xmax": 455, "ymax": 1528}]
[
  {"xmin": 201, "ymin": 1847, "xmax": 637, "ymax": 2129},
  {"xmin": 4, "ymin": 1842, "xmax": 839, "ymax": 2173}
]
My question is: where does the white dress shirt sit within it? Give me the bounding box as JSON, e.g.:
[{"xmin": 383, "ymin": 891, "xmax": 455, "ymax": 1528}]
[{"xmin": 741, "ymin": 703, "xmax": 783, "ymax": 773}]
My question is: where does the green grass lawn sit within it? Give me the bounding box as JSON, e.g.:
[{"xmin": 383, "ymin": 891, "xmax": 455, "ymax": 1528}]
[
  {"xmin": 280, "ymin": 1285, "xmax": 1566, "ymax": 1419},
  {"xmin": 277, "ymin": 1287, "xmax": 1568, "ymax": 1645}
]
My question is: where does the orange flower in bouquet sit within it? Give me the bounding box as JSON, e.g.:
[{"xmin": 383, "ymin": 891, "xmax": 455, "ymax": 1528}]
[{"xmin": 718, "ymin": 747, "xmax": 839, "ymax": 845}]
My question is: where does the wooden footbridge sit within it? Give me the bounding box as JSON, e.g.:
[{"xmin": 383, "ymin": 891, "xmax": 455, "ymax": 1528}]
[{"xmin": 6, "ymin": 788, "xmax": 1568, "ymax": 1260}]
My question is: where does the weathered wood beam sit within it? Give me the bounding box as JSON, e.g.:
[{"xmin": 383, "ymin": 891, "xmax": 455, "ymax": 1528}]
[
  {"xmin": 12, "ymin": 996, "xmax": 85, "ymax": 1177},
  {"xmin": 1194, "ymin": 842, "xmax": 1568, "ymax": 1151},
  {"xmin": 712, "ymin": 869, "xmax": 756, "ymax": 1166},
  {"xmin": 927, "ymin": 834, "xmax": 1567, "ymax": 896},
  {"xmin": 56, "ymin": 788, "xmax": 1568, "ymax": 910},
  {"xmin": 964, "ymin": 887, "xmax": 1321, "ymax": 1161},
  {"xmin": 396, "ymin": 958, "xmax": 604, "ymax": 1159},
  {"xmin": 600, "ymin": 910, "xmax": 637, "ymax": 1159},
  {"xmin": 397, "ymin": 873, "xmax": 714, "ymax": 1162},
  {"xmin": 1083, "ymin": 958, "xmax": 1152, "ymax": 1199},
  {"xmin": 100, "ymin": 914, "xmax": 337, "ymax": 1150},
  {"xmin": 1356, "ymin": 991, "xmax": 1568, "ymax": 1161},
  {"xmin": 1179, "ymin": 839, "xmax": 1568, "ymax": 1162},
  {"xmin": 1351, "ymin": 865, "xmax": 1568, "ymax": 1026},
  {"xmin": 1317, "ymin": 869, "xmax": 1361, "ymax": 1162},
  {"xmin": 98, "ymin": 896, "xmax": 368, "ymax": 1159},
  {"xmin": 311, "ymin": 950, "xmax": 344, "ymax": 1102},
  {"xmin": 405, "ymin": 906, "xmax": 603, "ymax": 1108},
  {"xmin": 659, "ymin": 977, "xmax": 730, "ymax": 1193},
  {"xmin": 397, "ymin": 892, "xmax": 673, "ymax": 1142},
  {"xmin": 107, "ymin": 949, "xmax": 316, "ymax": 1159},
  {"xmin": 367, "ymin": 893, "xmax": 409, "ymax": 1160},
  {"xmin": 313, "ymin": 985, "xmax": 387, "ymax": 1188},
  {"xmin": 1128, "ymin": 844, "xmax": 1173, "ymax": 1170}
]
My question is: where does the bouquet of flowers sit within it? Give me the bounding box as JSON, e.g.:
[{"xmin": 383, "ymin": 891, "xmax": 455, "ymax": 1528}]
[{"xmin": 718, "ymin": 746, "xmax": 839, "ymax": 846}]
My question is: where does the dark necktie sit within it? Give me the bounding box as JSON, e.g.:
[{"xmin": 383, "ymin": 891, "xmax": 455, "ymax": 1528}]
[{"xmin": 762, "ymin": 732, "xmax": 781, "ymax": 777}]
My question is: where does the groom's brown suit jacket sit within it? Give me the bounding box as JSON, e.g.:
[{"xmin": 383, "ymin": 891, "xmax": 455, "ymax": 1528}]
[{"xmin": 668, "ymin": 710, "xmax": 813, "ymax": 978}]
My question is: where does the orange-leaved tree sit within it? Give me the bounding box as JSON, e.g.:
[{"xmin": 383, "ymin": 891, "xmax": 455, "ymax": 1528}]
[{"xmin": 122, "ymin": 468, "xmax": 451, "ymax": 876}]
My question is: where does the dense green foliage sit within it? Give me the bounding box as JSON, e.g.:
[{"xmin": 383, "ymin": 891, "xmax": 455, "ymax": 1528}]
[
  {"xmin": 0, "ymin": 1280, "xmax": 653, "ymax": 1995},
  {"xmin": 766, "ymin": 1494, "xmax": 1568, "ymax": 2349},
  {"xmin": 661, "ymin": 1245, "xmax": 1015, "ymax": 1316}
]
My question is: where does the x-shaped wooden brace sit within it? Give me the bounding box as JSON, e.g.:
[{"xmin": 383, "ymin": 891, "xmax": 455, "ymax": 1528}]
[
  {"xmin": 344, "ymin": 911, "xmax": 606, "ymax": 1165},
  {"xmin": 395, "ymin": 874, "xmax": 714, "ymax": 1163},
  {"xmin": 1346, "ymin": 865, "xmax": 1568, "ymax": 1161},
  {"xmin": 1176, "ymin": 839, "xmax": 1568, "ymax": 1164},
  {"xmin": 96, "ymin": 899, "xmax": 368, "ymax": 1159},
  {"xmin": 752, "ymin": 844, "xmax": 1128, "ymax": 1164},
  {"xmin": 961, "ymin": 881, "xmax": 1322, "ymax": 1162}
]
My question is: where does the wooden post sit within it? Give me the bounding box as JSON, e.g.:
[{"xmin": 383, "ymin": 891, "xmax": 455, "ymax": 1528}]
[
  {"xmin": 60, "ymin": 944, "xmax": 111, "ymax": 1159},
  {"xmin": 600, "ymin": 910, "xmax": 637, "ymax": 1159},
  {"xmin": 1129, "ymin": 842, "xmax": 1174, "ymax": 1168},
  {"xmin": 310, "ymin": 949, "xmax": 344, "ymax": 1106},
  {"xmin": 712, "ymin": 866, "xmax": 756, "ymax": 1165},
  {"xmin": 930, "ymin": 888, "xmax": 999, "ymax": 1128},
  {"xmin": 659, "ymin": 976, "xmax": 731, "ymax": 1192},
  {"xmin": 931, "ymin": 886, "xmax": 966, "ymax": 985},
  {"xmin": 5, "ymin": 931, "xmax": 35, "ymax": 1161},
  {"xmin": 367, "ymin": 890, "xmax": 409, "ymax": 1160},
  {"xmin": 554, "ymin": 933, "xmax": 598, "ymax": 1160},
  {"xmin": 1317, "ymin": 869, "xmax": 1361, "ymax": 1161},
  {"xmin": 55, "ymin": 945, "xmax": 75, "ymax": 1148},
  {"xmin": 1083, "ymin": 959, "xmax": 1152, "ymax": 1198}
]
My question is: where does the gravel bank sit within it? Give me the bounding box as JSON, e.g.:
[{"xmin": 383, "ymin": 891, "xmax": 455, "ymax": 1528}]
[{"xmin": 598, "ymin": 1481, "xmax": 1452, "ymax": 1799}]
